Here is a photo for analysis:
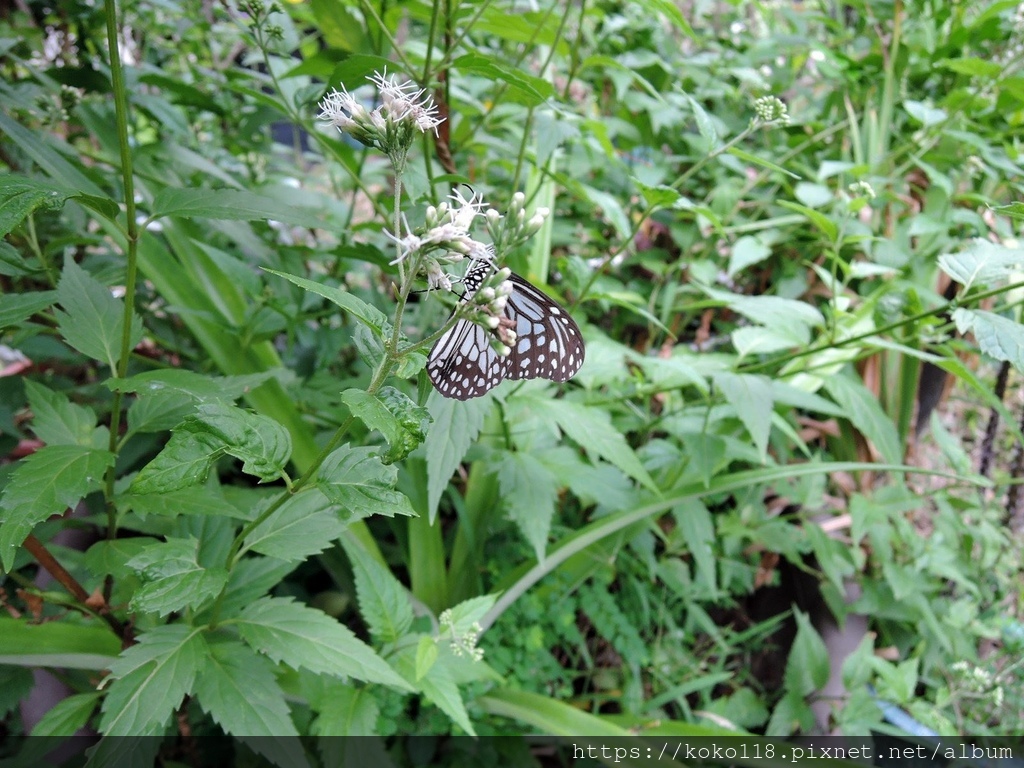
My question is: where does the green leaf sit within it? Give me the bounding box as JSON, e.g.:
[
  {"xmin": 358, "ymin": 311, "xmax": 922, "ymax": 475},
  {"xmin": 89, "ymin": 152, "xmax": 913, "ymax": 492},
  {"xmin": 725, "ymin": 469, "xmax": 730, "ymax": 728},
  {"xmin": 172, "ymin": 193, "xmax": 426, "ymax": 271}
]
[
  {"xmin": 23, "ymin": 379, "xmax": 101, "ymax": 448},
  {"xmin": 784, "ymin": 608, "xmax": 830, "ymax": 696},
  {"xmin": 727, "ymin": 235, "xmax": 772, "ymax": 277},
  {"xmin": 672, "ymin": 501, "xmax": 717, "ymax": 595},
  {"xmin": 994, "ymin": 202, "xmax": 1024, "ymax": 221},
  {"xmin": 703, "ymin": 287, "xmax": 825, "ymax": 330},
  {"xmin": 496, "ymin": 452, "xmax": 559, "ymax": 561},
  {"xmin": 424, "ymin": 392, "xmax": 492, "ymax": 520},
  {"xmin": 111, "ymin": 369, "xmax": 279, "ymax": 402},
  {"xmin": 0, "ymin": 291, "xmax": 57, "ymax": 330},
  {"xmin": 235, "ymin": 596, "xmax": 412, "ymax": 690},
  {"xmin": 634, "ymin": 181, "xmax": 680, "ymax": 211},
  {"xmin": 953, "ymin": 309, "xmax": 1024, "ymax": 371},
  {"xmin": 194, "ymin": 637, "xmax": 304, "ymax": 748},
  {"xmin": 939, "ymin": 239, "xmax": 1024, "ymax": 290},
  {"xmin": 131, "ymin": 403, "xmax": 291, "ymax": 493},
  {"xmin": 443, "ymin": 595, "xmax": 498, "ymax": 636},
  {"xmin": 243, "ymin": 490, "xmax": 347, "ymax": 562},
  {"xmin": 713, "ymin": 372, "xmax": 774, "ymax": 460},
  {"xmin": 0, "ymin": 444, "xmax": 114, "ymax": 571},
  {"xmin": 0, "ymin": 617, "xmax": 119, "ymax": 669},
  {"xmin": 31, "ymin": 692, "xmax": 101, "ymax": 736},
  {"xmin": 451, "ymin": 53, "xmax": 555, "ymax": 106},
  {"xmin": 54, "ymin": 257, "xmax": 144, "ymax": 371},
  {"xmin": 776, "ymin": 200, "xmax": 838, "ymax": 241},
  {"xmin": 130, "ymin": 428, "xmax": 223, "ymax": 494},
  {"xmin": 263, "ymin": 268, "xmax": 387, "ymax": 334},
  {"xmin": 414, "ymin": 636, "xmax": 439, "ymax": 681},
  {"xmin": 904, "ymin": 100, "xmax": 946, "ymax": 126},
  {"xmin": 310, "ymin": 682, "xmax": 380, "ymax": 736},
  {"xmin": 0, "ymin": 666, "xmax": 33, "ymax": 718},
  {"xmin": 0, "ymin": 174, "xmax": 118, "ymax": 237},
  {"xmin": 823, "ymin": 374, "xmax": 903, "ymax": 464},
  {"xmin": 100, "ymin": 625, "xmax": 207, "ymax": 736},
  {"xmin": 727, "ymin": 147, "xmax": 800, "ymax": 179},
  {"xmin": 392, "ymin": 647, "xmax": 475, "ymax": 735},
  {"xmin": 529, "ymin": 398, "xmax": 658, "ymax": 492},
  {"xmin": 936, "ymin": 57, "xmax": 1002, "ymax": 78},
  {"xmin": 638, "ymin": 0, "xmax": 695, "ymax": 37},
  {"xmin": 149, "ymin": 187, "xmax": 324, "ymax": 229},
  {"xmin": 688, "ymin": 96, "xmax": 718, "ymax": 145},
  {"xmin": 341, "ymin": 387, "xmax": 431, "ymax": 464},
  {"xmin": 310, "ymin": 0, "xmax": 367, "ymax": 51},
  {"xmin": 126, "ymin": 486, "xmax": 250, "ymax": 519},
  {"xmin": 318, "ymin": 445, "xmax": 416, "ymax": 520},
  {"xmin": 340, "ymin": 537, "xmax": 414, "ymax": 644},
  {"xmin": 126, "ymin": 538, "xmax": 229, "ymax": 617}
]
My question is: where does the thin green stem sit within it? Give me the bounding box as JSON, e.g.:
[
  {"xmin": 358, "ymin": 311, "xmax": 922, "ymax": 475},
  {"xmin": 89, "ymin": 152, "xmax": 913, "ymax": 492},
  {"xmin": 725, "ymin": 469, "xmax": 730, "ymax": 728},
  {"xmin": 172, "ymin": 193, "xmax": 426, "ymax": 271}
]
[{"xmin": 101, "ymin": 0, "xmax": 140, "ymax": 547}]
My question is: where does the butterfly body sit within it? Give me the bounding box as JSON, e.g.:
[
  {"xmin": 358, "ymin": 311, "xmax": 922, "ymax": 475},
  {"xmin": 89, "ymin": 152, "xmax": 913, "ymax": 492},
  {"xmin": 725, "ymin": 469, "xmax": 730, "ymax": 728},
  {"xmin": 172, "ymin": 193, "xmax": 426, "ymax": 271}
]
[{"xmin": 427, "ymin": 262, "xmax": 585, "ymax": 400}]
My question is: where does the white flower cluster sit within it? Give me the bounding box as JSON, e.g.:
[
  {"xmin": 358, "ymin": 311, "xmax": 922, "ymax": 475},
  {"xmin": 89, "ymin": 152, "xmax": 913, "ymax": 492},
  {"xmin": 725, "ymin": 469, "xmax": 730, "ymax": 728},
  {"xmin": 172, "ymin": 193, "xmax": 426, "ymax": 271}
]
[
  {"xmin": 440, "ymin": 609, "xmax": 485, "ymax": 662},
  {"xmin": 753, "ymin": 95, "xmax": 791, "ymax": 126},
  {"xmin": 318, "ymin": 70, "xmax": 443, "ymax": 156}
]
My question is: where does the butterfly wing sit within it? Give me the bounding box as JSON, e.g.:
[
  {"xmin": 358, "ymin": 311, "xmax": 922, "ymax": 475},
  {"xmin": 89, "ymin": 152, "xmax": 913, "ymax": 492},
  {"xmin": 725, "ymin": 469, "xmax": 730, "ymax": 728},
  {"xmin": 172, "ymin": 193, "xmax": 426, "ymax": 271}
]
[
  {"xmin": 427, "ymin": 267, "xmax": 585, "ymax": 400},
  {"xmin": 500, "ymin": 273, "xmax": 585, "ymax": 383},
  {"xmin": 427, "ymin": 317, "xmax": 504, "ymax": 400}
]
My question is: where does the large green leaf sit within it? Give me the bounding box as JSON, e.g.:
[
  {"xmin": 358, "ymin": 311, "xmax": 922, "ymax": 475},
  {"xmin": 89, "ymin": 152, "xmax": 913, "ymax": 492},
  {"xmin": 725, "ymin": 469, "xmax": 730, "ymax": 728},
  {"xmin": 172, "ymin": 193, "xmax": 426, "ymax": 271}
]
[
  {"xmin": 341, "ymin": 536, "xmax": 414, "ymax": 644},
  {"xmin": 242, "ymin": 490, "xmax": 347, "ymax": 562},
  {"xmin": 317, "ymin": 445, "xmax": 416, "ymax": 520},
  {"xmin": 234, "ymin": 596, "xmax": 412, "ymax": 690}
]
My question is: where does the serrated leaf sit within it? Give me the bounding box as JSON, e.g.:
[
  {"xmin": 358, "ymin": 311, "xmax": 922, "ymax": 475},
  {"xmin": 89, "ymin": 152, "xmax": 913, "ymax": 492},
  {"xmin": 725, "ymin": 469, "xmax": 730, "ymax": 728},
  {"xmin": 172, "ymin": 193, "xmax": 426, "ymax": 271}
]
[
  {"xmin": 340, "ymin": 538, "xmax": 414, "ymax": 644},
  {"xmin": 442, "ymin": 594, "xmax": 499, "ymax": 636},
  {"xmin": 0, "ymin": 445, "xmax": 113, "ymax": 571},
  {"xmin": 994, "ymin": 202, "xmax": 1024, "ymax": 221},
  {"xmin": 235, "ymin": 596, "xmax": 412, "ymax": 690},
  {"xmin": 341, "ymin": 387, "xmax": 431, "ymax": 464},
  {"xmin": 0, "ymin": 174, "xmax": 116, "ymax": 236},
  {"xmin": 952, "ymin": 308, "xmax": 1024, "ymax": 371},
  {"xmin": 131, "ymin": 404, "xmax": 291, "ymax": 493},
  {"xmin": 672, "ymin": 501, "xmax": 717, "ymax": 595},
  {"xmin": 310, "ymin": 682, "xmax": 380, "ymax": 736},
  {"xmin": 149, "ymin": 187, "xmax": 324, "ymax": 229},
  {"xmin": 451, "ymin": 53, "xmax": 554, "ymax": 106},
  {"xmin": 938, "ymin": 239, "xmax": 1024, "ymax": 290},
  {"xmin": 529, "ymin": 399, "xmax": 658, "ymax": 492},
  {"xmin": 424, "ymin": 391, "xmax": 492, "ymax": 520},
  {"xmin": 194, "ymin": 637, "xmax": 303, "ymax": 748},
  {"xmin": 130, "ymin": 429, "xmax": 223, "ymax": 494},
  {"xmin": 496, "ymin": 452, "xmax": 559, "ymax": 561},
  {"xmin": 784, "ymin": 609, "xmax": 830, "ymax": 696},
  {"xmin": 126, "ymin": 538, "xmax": 229, "ymax": 617},
  {"xmin": 54, "ymin": 257, "xmax": 143, "ymax": 371},
  {"xmin": 0, "ymin": 666, "xmax": 33, "ymax": 718},
  {"xmin": 264, "ymin": 267, "xmax": 387, "ymax": 333},
  {"xmin": 24, "ymin": 379, "xmax": 100, "ymax": 447},
  {"xmin": 243, "ymin": 490, "xmax": 346, "ymax": 562},
  {"xmin": 679, "ymin": 432, "xmax": 727, "ymax": 487},
  {"xmin": 31, "ymin": 692, "xmax": 101, "ymax": 736},
  {"xmin": 0, "ymin": 291, "xmax": 57, "ymax": 329},
  {"xmin": 84, "ymin": 538, "xmax": 157, "ymax": 581},
  {"xmin": 100, "ymin": 625, "xmax": 207, "ymax": 736},
  {"xmin": 393, "ymin": 647, "xmax": 475, "ymax": 735},
  {"xmin": 318, "ymin": 445, "xmax": 416, "ymax": 520},
  {"xmin": 823, "ymin": 374, "xmax": 902, "ymax": 464},
  {"xmin": 415, "ymin": 636, "xmax": 439, "ymax": 681},
  {"xmin": 111, "ymin": 369, "xmax": 278, "ymax": 401},
  {"xmin": 713, "ymin": 372, "xmax": 773, "ymax": 460}
]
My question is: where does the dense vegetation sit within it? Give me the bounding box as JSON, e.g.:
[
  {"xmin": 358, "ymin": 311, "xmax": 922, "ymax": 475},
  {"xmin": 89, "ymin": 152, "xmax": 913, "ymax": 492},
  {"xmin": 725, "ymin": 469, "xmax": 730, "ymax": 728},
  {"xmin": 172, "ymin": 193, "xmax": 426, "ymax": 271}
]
[{"xmin": 2, "ymin": 0, "xmax": 1023, "ymax": 762}]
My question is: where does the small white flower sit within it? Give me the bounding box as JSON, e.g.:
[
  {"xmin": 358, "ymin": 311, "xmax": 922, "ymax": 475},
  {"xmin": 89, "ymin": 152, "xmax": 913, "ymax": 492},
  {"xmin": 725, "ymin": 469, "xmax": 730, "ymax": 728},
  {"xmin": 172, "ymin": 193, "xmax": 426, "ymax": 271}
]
[
  {"xmin": 450, "ymin": 188, "xmax": 487, "ymax": 230},
  {"xmin": 318, "ymin": 86, "xmax": 367, "ymax": 131},
  {"xmin": 425, "ymin": 259, "xmax": 452, "ymax": 291}
]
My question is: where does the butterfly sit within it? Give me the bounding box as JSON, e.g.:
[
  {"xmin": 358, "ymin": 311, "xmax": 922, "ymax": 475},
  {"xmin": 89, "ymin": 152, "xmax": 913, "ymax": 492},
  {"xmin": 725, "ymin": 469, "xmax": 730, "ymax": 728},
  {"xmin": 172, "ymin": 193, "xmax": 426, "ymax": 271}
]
[{"xmin": 427, "ymin": 260, "xmax": 585, "ymax": 400}]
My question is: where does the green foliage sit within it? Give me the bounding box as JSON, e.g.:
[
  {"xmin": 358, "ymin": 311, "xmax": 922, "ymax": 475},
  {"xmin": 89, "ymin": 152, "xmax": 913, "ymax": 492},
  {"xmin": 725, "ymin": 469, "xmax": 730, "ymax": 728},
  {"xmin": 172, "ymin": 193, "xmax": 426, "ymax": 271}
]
[{"xmin": 1, "ymin": 0, "xmax": 1023, "ymax": 755}]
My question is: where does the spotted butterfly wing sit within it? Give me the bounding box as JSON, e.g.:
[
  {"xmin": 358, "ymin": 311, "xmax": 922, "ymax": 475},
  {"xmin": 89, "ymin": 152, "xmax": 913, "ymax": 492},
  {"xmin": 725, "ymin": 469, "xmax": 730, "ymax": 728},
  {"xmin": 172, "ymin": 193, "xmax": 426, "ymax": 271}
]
[{"xmin": 428, "ymin": 262, "xmax": 585, "ymax": 400}]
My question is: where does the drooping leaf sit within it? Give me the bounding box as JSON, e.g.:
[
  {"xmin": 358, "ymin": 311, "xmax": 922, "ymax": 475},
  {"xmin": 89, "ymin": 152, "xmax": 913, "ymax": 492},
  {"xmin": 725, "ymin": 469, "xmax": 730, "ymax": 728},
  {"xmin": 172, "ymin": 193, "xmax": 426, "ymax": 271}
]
[
  {"xmin": 263, "ymin": 268, "xmax": 387, "ymax": 334},
  {"xmin": 953, "ymin": 308, "xmax": 1024, "ymax": 372},
  {"xmin": 495, "ymin": 452, "xmax": 560, "ymax": 561},
  {"xmin": 713, "ymin": 372, "xmax": 774, "ymax": 461},
  {"xmin": 939, "ymin": 239, "xmax": 1024, "ymax": 290},
  {"xmin": 784, "ymin": 609, "xmax": 830, "ymax": 696},
  {"xmin": 823, "ymin": 374, "xmax": 903, "ymax": 464}
]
